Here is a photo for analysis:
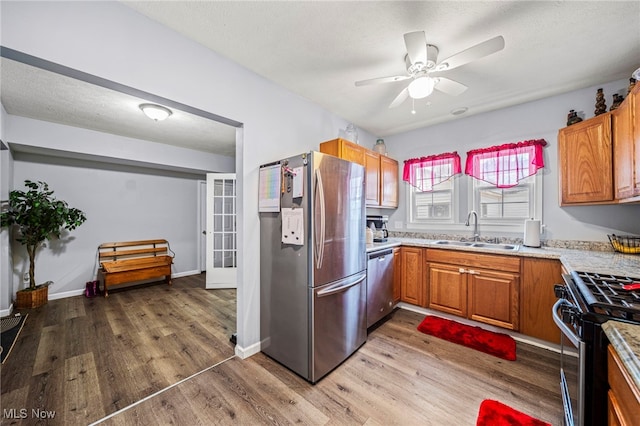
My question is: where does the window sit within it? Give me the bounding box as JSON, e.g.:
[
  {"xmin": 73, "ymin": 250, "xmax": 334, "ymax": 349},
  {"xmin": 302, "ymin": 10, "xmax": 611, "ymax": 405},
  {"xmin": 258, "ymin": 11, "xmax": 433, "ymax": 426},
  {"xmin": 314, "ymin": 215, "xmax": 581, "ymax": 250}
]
[
  {"xmin": 404, "ymin": 152, "xmax": 460, "ymax": 224},
  {"xmin": 410, "ymin": 176, "xmax": 455, "ymax": 222},
  {"xmin": 466, "ymin": 139, "xmax": 546, "ymax": 228},
  {"xmin": 473, "ymin": 174, "xmax": 538, "ymax": 222}
]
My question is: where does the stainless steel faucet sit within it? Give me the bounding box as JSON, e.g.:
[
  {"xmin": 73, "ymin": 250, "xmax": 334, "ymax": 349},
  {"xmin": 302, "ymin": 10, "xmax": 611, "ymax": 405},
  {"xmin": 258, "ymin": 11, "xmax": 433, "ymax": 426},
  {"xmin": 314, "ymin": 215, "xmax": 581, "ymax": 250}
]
[{"xmin": 465, "ymin": 210, "xmax": 479, "ymax": 241}]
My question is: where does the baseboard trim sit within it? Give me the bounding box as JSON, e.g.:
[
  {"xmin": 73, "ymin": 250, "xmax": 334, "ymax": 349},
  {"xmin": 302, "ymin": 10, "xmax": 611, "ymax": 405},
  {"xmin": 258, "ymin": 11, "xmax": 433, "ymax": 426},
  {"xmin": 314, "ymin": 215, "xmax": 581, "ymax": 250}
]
[
  {"xmin": 49, "ymin": 289, "xmax": 85, "ymax": 300},
  {"xmin": 0, "ymin": 303, "xmax": 14, "ymax": 317},
  {"xmin": 172, "ymin": 270, "xmax": 201, "ymax": 279},
  {"xmin": 235, "ymin": 341, "xmax": 261, "ymax": 359}
]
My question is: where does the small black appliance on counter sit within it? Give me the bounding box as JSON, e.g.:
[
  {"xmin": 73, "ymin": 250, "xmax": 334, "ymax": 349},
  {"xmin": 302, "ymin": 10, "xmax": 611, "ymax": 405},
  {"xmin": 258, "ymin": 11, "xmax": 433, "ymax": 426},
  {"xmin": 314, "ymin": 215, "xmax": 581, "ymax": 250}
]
[{"xmin": 366, "ymin": 215, "xmax": 389, "ymax": 242}]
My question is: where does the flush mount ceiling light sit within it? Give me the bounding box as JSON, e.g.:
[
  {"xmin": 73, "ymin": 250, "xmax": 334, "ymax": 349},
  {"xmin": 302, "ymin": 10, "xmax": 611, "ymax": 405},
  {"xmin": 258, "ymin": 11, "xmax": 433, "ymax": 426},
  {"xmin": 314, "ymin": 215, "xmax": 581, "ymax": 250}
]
[
  {"xmin": 139, "ymin": 103, "xmax": 173, "ymax": 121},
  {"xmin": 407, "ymin": 76, "xmax": 436, "ymax": 99}
]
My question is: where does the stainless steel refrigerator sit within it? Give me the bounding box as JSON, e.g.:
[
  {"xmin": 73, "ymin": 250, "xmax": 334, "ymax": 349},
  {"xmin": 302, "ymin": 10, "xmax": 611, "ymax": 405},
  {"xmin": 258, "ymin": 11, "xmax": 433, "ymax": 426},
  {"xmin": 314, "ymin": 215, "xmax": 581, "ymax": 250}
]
[{"xmin": 259, "ymin": 151, "xmax": 366, "ymax": 383}]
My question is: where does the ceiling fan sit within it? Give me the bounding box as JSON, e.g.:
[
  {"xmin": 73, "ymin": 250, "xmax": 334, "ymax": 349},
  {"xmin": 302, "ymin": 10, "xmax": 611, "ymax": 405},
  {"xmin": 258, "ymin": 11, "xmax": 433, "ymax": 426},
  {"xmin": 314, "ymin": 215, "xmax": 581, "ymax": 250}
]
[{"xmin": 355, "ymin": 31, "xmax": 505, "ymax": 108}]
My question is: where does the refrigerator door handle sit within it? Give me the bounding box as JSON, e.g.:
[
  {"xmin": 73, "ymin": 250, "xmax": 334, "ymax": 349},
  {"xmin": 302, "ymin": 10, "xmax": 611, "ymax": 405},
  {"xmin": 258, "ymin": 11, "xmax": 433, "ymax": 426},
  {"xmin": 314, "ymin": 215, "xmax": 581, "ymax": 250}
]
[
  {"xmin": 314, "ymin": 168, "xmax": 326, "ymax": 269},
  {"xmin": 316, "ymin": 271, "xmax": 367, "ymax": 297}
]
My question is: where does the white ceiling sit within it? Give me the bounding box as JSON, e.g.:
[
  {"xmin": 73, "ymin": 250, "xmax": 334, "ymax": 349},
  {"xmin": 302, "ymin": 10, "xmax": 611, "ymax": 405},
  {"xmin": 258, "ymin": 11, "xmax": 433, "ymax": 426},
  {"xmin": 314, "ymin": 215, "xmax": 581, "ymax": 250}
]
[{"xmin": 2, "ymin": 1, "xmax": 639, "ymax": 156}]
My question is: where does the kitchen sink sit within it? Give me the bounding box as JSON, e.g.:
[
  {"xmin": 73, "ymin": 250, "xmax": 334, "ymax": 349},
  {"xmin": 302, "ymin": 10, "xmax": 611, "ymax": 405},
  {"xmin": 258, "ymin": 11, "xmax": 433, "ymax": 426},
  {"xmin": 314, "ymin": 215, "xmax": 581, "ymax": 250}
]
[
  {"xmin": 433, "ymin": 240, "xmax": 520, "ymax": 251},
  {"xmin": 434, "ymin": 240, "xmax": 474, "ymax": 247}
]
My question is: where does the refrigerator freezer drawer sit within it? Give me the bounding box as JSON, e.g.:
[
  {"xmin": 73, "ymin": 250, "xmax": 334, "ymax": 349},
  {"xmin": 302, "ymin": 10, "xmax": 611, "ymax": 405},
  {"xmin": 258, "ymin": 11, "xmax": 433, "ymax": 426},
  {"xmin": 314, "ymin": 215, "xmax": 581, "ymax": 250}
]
[{"xmin": 311, "ymin": 271, "xmax": 367, "ymax": 383}]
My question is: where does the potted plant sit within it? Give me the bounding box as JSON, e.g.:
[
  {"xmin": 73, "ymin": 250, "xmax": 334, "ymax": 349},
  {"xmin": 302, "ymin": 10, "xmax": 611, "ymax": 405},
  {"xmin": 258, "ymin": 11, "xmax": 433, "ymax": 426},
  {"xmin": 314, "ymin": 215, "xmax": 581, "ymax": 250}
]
[{"xmin": 1, "ymin": 180, "xmax": 86, "ymax": 308}]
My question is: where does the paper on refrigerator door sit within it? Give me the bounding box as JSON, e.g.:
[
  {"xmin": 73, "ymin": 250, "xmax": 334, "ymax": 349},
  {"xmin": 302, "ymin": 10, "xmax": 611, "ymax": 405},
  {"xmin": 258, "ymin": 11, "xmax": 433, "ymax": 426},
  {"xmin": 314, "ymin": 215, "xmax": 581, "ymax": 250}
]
[{"xmin": 281, "ymin": 208, "xmax": 304, "ymax": 245}]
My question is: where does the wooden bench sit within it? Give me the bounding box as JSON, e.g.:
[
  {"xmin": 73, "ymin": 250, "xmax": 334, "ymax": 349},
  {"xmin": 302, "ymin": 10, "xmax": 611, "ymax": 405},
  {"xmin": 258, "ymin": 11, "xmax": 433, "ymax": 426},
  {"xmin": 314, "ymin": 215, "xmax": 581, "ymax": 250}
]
[{"xmin": 98, "ymin": 239, "xmax": 174, "ymax": 297}]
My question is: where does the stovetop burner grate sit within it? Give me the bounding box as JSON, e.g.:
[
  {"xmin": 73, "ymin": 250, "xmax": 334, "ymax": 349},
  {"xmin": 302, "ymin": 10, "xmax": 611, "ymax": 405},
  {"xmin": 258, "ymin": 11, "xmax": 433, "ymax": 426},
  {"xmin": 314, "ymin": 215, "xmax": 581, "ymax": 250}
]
[{"xmin": 572, "ymin": 270, "xmax": 640, "ymax": 321}]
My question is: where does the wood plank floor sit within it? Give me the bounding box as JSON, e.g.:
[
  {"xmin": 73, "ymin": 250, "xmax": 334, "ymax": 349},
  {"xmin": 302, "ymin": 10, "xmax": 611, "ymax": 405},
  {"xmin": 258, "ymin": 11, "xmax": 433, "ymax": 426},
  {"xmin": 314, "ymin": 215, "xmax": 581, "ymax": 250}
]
[
  {"xmin": 104, "ymin": 310, "xmax": 564, "ymax": 426},
  {"xmin": 2, "ymin": 276, "xmax": 565, "ymax": 425},
  {"xmin": 1, "ymin": 274, "xmax": 236, "ymax": 425}
]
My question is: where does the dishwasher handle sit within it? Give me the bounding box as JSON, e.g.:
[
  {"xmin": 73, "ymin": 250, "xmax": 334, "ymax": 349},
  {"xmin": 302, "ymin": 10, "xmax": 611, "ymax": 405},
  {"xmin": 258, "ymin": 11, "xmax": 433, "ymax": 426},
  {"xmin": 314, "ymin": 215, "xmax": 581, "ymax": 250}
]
[{"xmin": 368, "ymin": 249, "xmax": 393, "ymax": 261}]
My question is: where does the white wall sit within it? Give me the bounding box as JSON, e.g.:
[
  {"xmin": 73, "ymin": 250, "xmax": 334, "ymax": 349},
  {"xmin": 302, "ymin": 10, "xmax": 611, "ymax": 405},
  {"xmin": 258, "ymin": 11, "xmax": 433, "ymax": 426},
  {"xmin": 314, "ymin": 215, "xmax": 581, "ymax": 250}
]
[
  {"xmin": 0, "ymin": 1, "xmax": 374, "ymax": 357},
  {"xmin": 1, "ymin": 104, "xmax": 15, "ymax": 315},
  {"xmin": 10, "ymin": 149, "xmax": 204, "ymax": 293},
  {"xmin": 385, "ymin": 79, "xmax": 640, "ymax": 241}
]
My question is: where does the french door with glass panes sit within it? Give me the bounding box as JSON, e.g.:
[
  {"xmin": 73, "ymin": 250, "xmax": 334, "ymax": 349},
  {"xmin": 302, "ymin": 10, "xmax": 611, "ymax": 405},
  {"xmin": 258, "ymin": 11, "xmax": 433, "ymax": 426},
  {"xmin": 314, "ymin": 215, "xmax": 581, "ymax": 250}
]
[{"xmin": 206, "ymin": 173, "xmax": 237, "ymax": 288}]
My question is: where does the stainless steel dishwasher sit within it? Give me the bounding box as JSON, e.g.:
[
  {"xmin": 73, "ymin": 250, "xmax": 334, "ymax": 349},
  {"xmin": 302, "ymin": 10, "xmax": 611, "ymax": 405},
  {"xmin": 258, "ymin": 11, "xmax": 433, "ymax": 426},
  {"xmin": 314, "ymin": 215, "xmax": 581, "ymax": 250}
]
[{"xmin": 366, "ymin": 248, "xmax": 394, "ymax": 328}]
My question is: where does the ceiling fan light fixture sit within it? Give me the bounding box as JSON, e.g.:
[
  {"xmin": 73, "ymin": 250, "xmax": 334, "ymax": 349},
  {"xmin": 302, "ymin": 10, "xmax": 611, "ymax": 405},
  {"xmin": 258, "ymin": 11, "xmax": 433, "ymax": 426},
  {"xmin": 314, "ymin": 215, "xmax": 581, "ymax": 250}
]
[
  {"xmin": 408, "ymin": 76, "xmax": 435, "ymax": 99},
  {"xmin": 139, "ymin": 103, "xmax": 173, "ymax": 121}
]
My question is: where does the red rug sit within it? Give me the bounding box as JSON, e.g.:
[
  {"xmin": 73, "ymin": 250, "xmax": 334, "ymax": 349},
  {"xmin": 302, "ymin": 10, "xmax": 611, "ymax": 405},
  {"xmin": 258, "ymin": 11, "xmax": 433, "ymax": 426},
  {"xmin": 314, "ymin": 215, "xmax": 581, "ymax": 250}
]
[
  {"xmin": 417, "ymin": 315, "xmax": 516, "ymax": 361},
  {"xmin": 476, "ymin": 400, "xmax": 551, "ymax": 426}
]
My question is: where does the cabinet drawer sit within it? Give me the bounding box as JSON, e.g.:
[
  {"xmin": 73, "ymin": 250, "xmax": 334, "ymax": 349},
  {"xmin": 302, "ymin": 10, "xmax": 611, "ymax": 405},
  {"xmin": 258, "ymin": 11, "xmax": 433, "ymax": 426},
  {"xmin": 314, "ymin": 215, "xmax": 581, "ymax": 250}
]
[{"xmin": 425, "ymin": 248, "xmax": 520, "ymax": 273}]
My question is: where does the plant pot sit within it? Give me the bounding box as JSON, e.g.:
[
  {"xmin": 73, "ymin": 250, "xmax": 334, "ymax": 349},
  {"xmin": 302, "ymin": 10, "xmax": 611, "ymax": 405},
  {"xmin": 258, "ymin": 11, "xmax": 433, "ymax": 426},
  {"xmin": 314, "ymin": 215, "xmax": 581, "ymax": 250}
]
[{"xmin": 15, "ymin": 285, "xmax": 48, "ymax": 309}]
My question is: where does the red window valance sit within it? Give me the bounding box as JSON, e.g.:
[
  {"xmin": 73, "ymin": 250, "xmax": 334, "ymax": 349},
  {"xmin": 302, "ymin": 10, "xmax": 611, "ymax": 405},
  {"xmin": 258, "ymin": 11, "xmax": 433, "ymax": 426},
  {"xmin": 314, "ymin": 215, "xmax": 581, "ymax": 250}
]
[
  {"xmin": 464, "ymin": 139, "xmax": 547, "ymax": 188},
  {"xmin": 403, "ymin": 152, "xmax": 461, "ymax": 191}
]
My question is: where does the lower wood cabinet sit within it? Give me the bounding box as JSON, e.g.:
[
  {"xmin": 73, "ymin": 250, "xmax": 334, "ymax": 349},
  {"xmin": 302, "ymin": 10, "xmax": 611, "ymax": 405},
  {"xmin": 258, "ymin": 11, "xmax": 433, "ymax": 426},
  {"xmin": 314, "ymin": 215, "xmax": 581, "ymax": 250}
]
[
  {"xmin": 520, "ymin": 258, "xmax": 562, "ymax": 344},
  {"xmin": 400, "ymin": 247, "xmax": 424, "ymax": 306},
  {"xmin": 425, "ymin": 249, "xmax": 520, "ymax": 331},
  {"xmin": 393, "ymin": 247, "xmax": 401, "ymax": 304},
  {"xmin": 608, "ymin": 345, "xmax": 640, "ymax": 425}
]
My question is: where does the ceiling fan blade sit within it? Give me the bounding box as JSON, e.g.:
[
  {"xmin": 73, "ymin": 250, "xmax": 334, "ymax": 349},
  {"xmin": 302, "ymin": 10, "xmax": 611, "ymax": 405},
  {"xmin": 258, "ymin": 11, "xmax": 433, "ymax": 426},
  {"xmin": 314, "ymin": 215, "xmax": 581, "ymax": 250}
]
[
  {"xmin": 404, "ymin": 31, "xmax": 427, "ymax": 65},
  {"xmin": 389, "ymin": 87, "xmax": 409, "ymax": 108},
  {"xmin": 355, "ymin": 75, "xmax": 411, "ymax": 86},
  {"xmin": 434, "ymin": 35, "xmax": 505, "ymax": 71},
  {"xmin": 434, "ymin": 77, "xmax": 468, "ymax": 96}
]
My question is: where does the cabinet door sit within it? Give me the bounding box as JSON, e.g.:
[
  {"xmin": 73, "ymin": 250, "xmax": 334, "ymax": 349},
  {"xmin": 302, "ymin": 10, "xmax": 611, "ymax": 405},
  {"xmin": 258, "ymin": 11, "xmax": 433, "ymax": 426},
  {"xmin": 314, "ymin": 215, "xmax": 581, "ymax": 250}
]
[
  {"xmin": 427, "ymin": 262, "xmax": 467, "ymax": 317},
  {"xmin": 380, "ymin": 156, "xmax": 399, "ymax": 208},
  {"xmin": 365, "ymin": 150, "xmax": 381, "ymax": 206},
  {"xmin": 612, "ymin": 102, "xmax": 634, "ymax": 199},
  {"xmin": 393, "ymin": 247, "xmax": 401, "ymax": 304},
  {"xmin": 633, "ymin": 85, "xmax": 640, "ymax": 196},
  {"xmin": 467, "ymin": 268, "xmax": 519, "ymax": 330},
  {"xmin": 400, "ymin": 247, "xmax": 424, "ymax": 306},
  {"xmin": 319, "ymin": 138, "xmax": 365, "ymax": 166},
  {"xmin": 558, "ymin": 114, "xmax": 613, "ymax": 204},
  {"xmin": 520, "ymin": 258, "xmax": 561, "ymax": 344}
]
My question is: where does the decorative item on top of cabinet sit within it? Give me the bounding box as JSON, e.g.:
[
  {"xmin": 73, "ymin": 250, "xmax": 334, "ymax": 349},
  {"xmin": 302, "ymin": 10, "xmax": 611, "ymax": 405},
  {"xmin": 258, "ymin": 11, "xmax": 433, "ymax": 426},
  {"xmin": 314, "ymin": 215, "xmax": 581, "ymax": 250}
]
[
  {"xmin": 319, "ymin": 138, "xmax": 398, "ymax": 208},
  {"xmin": 558, "ymin": 112, "xmax": 614, "ymax": 205},
  {"xmin": 595, "ymin": 88, "xmax": 607, "ymax": 115},
  {"xmin": 373, "ymin": 138, "xmax": 387, "ymax": 154},
  {"xmin": 610, "ymin": 93, "xmax": 624, "ymax": 111},
  {"xmin": 627, "ymin": 77, "xmax": 636, "ymax": 96},
  {"xmin": 566, "ymin": 109, "xmax": 583, "ymax": 126}
]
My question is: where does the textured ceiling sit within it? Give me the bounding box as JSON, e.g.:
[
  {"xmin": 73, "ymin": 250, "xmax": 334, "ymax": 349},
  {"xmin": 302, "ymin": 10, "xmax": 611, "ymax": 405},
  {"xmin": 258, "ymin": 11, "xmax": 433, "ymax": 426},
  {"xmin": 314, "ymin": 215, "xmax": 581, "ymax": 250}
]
[
  {"xmin": 0, "ymin": 57, "xmax": 238, "ymax": 156},
  {"xmin": 122, "ymin": 1, "xmax": 640, "ymax": 137},
  {"xmin": 2, "ymin": 2, "xmax": 639, "ymax": 157}
]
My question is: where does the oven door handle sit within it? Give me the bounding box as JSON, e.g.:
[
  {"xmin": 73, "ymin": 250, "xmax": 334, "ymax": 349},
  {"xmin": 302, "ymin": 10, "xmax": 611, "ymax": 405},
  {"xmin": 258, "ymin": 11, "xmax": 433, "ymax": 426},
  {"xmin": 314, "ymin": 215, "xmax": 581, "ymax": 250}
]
[{"xmin": 552, "ymin": 298, "xmax": 581, "ymax": 348}]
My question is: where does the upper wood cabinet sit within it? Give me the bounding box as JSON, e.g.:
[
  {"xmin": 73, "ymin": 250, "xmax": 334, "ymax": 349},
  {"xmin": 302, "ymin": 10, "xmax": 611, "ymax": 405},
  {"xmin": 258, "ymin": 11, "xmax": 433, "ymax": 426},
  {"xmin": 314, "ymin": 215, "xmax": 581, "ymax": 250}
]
[
  {"xmin": 380, "ymin": 155, "xmax": 399, "ymax": 208},
  {"xmin": 558, "ymin": 83, "xmax": 640, "ymax": 204},
  {"xmin": 612, "ymin": 98, "xmax": 634, "ymax": 199},
  {"xmin": 558, "ymin": 113, "xmax": 614, "ymax": 205},
  {"xmin": 632, "ymin": 84, "xmax": 640, "ymax": 196},
  {"xmin": 320, "ymin": 138, "xmax": 399, "ymax": 208}
]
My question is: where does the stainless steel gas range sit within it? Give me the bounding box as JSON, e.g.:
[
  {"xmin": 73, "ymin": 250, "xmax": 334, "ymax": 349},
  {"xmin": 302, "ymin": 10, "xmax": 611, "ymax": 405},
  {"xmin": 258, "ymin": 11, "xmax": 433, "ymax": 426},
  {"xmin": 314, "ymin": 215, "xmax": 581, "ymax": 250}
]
[{"xmin": 553, "ymin": 270, "xmax": 640, "ymax": 426}]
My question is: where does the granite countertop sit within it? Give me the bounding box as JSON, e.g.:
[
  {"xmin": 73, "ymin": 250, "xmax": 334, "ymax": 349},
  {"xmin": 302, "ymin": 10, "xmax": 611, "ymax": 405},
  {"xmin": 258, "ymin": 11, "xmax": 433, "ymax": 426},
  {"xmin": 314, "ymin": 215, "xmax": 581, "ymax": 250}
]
[{"xmin": 602, "ymin": 321, "xmax": 640, "ymax": 391}]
